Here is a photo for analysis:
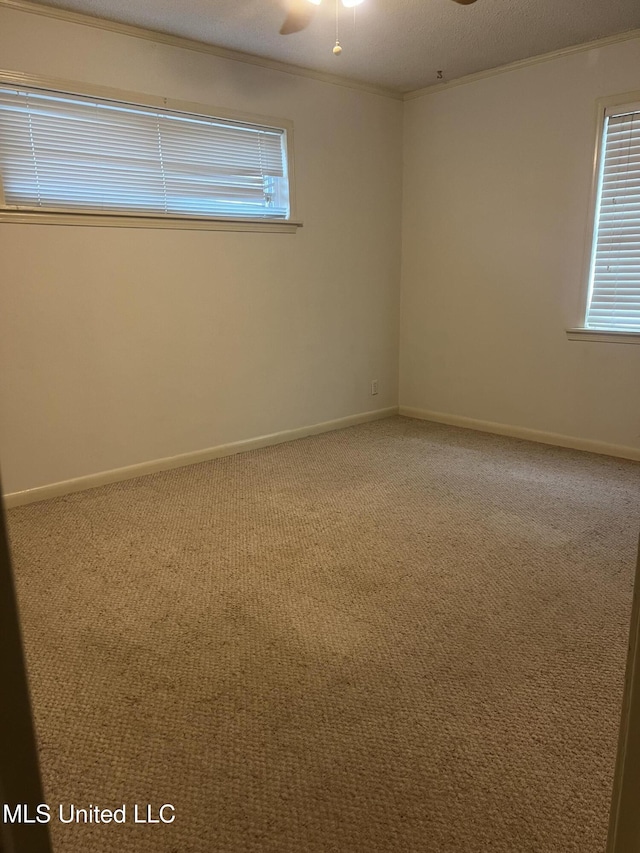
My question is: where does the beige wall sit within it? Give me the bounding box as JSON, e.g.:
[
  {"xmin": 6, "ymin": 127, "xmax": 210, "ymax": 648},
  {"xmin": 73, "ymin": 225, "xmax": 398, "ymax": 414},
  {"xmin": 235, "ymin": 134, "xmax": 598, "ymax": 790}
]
[
  {"xmin": 0, "ymin": 7, "xmax": 403, "ymax": 494},
  {"xmin": 400, "ymin": 38, "xmax": 640, "ymax": 452}
]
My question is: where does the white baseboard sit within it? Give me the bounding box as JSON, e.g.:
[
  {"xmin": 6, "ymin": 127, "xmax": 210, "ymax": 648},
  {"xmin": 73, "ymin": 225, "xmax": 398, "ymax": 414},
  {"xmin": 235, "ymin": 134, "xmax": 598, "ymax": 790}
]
[
  {"xmin": 399, "ymin": 406, "xmax": 640, "ymax": 462},
  {"xmin": 4, "ymin": 406, "xmax": 398, "ymax": 508}
]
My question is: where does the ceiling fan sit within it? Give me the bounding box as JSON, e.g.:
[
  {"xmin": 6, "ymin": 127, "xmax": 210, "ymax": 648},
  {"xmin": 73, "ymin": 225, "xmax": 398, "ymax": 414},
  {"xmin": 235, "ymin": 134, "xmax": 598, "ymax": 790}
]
[{"xmin": 280, "ymin": 0, "xmax": 478, "ymax": 36}]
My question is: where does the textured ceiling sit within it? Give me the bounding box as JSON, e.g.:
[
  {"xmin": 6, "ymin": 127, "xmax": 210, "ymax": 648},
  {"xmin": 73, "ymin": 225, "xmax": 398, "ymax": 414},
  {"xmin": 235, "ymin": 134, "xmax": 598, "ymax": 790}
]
[{"xmin": 26, "ymin": 0, "xmax": 640, "ymax": 92}]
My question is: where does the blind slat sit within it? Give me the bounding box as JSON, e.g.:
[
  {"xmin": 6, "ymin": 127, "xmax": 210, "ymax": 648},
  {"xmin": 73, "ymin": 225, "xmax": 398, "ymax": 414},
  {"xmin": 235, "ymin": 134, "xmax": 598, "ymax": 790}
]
[
  {"xmin": 586, "ymin": 109, "xmax": 640, "ymax": 331},
  {"xmin": 0, "ymin": 84, "xmax": 290, "ymax": 220}
]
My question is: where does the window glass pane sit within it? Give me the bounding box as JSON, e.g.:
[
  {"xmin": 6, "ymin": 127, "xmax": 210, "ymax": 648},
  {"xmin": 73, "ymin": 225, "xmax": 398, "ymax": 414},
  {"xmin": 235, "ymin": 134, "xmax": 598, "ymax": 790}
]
[
  {"xmin": 586, "ymin": 109, "xmax": 640, "ymax": 331},
  {"xmin": 0, "ymin": 86, "xmax": 290, "ymax": 220}
]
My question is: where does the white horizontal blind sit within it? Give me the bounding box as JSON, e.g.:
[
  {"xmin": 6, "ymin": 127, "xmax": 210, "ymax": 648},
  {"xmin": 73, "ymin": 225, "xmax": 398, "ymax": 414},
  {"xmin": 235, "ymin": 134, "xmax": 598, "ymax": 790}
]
[
  {"xmin": 0, "ymin": 85, "xmax": 290, "ymax": 220},
  {"xmin": 586, "ymin": 107, "xmax": 640, "ymax": 330}
]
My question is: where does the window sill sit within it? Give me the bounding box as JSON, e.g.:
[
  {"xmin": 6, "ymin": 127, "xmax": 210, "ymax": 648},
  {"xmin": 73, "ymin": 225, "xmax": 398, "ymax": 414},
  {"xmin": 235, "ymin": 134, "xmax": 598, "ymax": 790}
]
[
  {"xmin": 0, "ymin": 209, "xmax": 302, "ymax": 233},
  {"xmin": 566, "ymin": 328, "xmax": 640, "ymax": 345}
]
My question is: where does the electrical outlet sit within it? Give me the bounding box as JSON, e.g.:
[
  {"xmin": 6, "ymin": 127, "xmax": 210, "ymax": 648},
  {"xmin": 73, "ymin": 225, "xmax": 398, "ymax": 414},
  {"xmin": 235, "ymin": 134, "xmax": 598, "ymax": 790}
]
[{"xmin": 371, "ymin": 379, "xmax": 379, "ymax": 396}]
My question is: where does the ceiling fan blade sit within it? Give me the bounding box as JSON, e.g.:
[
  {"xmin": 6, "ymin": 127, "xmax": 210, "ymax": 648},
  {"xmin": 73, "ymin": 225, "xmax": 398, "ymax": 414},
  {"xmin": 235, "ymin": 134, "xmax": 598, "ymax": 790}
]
[{"xmin": 280, "ymin": 0, "xmax": 317, "ymax": 34}]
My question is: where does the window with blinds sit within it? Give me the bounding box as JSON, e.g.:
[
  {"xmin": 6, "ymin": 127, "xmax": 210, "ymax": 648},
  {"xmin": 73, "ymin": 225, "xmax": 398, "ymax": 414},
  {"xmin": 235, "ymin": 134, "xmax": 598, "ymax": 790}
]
[
  {"xmin": 585, "ymin": 104, "xmax": 640, "ymax": 332},
  {"xmin": 0, "ymin": 84, "xmax": 290, "ymax": 221}
]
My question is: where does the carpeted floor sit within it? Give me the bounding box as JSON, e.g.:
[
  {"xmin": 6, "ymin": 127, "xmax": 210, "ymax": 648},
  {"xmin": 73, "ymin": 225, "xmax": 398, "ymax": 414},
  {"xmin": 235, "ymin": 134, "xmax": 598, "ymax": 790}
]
[{"xmin": 7, "ymin": 416, "xmax": 640, "ymax": 853}]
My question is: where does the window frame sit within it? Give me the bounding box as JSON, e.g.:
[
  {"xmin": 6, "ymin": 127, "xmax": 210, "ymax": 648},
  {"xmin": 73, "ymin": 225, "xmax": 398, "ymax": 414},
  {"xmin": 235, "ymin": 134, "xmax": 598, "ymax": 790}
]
[
  {"xmin": 0, "ymin": 70, "xmax": 302, "ymax": 233},
  {"xmin": 568, "ymin": 90, "xmax": 640, "ymax": 344}
]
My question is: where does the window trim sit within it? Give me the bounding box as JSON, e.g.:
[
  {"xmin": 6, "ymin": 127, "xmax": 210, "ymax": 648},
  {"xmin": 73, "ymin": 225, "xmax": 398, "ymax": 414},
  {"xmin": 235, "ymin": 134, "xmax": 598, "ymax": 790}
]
[
  {"xmin": 0, "ymin": 69, "xmax": 302, "ymax": 233},
  {"xmin": 566, "ymin": 328, "xmax": 640, "ymax": 345},
  {"xmin": 568, "ymin": 90, "xmax": 640, "ymax": 342}
]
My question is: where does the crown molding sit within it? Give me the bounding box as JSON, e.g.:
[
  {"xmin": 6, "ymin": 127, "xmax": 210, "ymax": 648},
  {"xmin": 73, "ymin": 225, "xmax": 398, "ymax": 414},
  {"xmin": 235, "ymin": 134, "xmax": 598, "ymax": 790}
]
[
  {"xmin": 0, "ymin": 0, "xmax": 403, "ymax": 101},
  {"xmin": 403, "ymin": 27, "xmax": 640, "ymax": 101},
  {"xmin": 4, "ymin": 1, "xmax": 638, "ymax": 108}
]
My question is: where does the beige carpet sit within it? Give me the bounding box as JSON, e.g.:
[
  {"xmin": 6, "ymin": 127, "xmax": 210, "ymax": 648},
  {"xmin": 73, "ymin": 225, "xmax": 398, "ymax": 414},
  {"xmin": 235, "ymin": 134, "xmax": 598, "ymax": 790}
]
[{"xmin": 7, "ymin": 416, "xmax": 640, "ymax": 853}]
